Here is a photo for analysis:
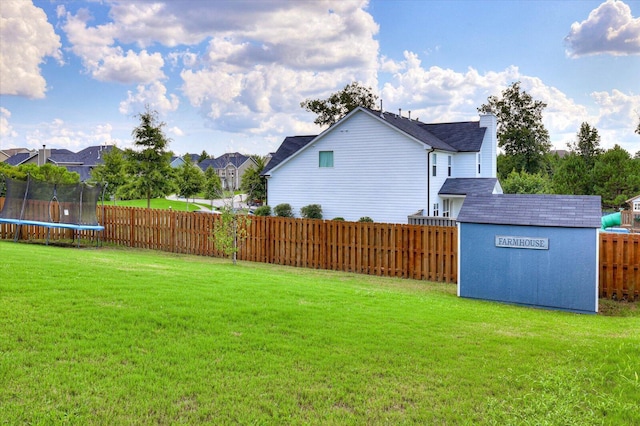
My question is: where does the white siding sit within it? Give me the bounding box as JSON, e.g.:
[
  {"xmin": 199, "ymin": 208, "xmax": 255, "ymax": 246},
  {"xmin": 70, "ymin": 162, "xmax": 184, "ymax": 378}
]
[
  {"xmin": 429, "ymin": 150, "xmax": 449, "ymax": 216},
  {"xmin": 479, "ymin": 114, "xmax": 497, "ymax": 178},
  {"xmin": 451, "ymin": 152, "xmax": 476, "ymax": 177},
  {"xmin": 267, "ymin": 111, "xmax": 429, "ymax": 223}
]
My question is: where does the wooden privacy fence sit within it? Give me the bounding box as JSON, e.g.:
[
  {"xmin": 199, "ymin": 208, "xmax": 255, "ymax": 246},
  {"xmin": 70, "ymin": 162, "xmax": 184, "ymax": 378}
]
[
  {"xmin": 98, "ymin": 206, "xmax": 457, "ymax": 283},
  {"xmin": 599, "ymin": 232, "xmax": 640, "ymax": 300},
  {"xmin": 2, "ymin": 199, "xmax": 639, "ymax": 296}
]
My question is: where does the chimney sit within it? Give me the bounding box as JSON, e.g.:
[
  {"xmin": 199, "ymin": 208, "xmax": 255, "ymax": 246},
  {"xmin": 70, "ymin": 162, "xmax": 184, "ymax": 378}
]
[
  {"xmin": 479, "ymin": 111, "xmax": 497, "ymax": 177},
  {"xmin": 38, "ymin": 144, "xmax": 50, "ymax": 166}
]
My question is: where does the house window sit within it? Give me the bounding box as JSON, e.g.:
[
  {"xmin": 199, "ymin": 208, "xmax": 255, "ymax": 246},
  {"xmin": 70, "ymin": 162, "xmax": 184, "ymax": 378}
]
[
  {"xmin": 634, "ymin": 201, "xmax": 640, "ymax": 212},
  {"xmin": 432, "ymin": 153, "xmax": 437, "ymax": 176},
  {"xmin": 319, "ymin": 151, "xmax": 334, "ymax": 168},
  {"xmin": 443, "ymin": 199, "xmax": 450, "ymax": 217},
  {"xmin": 447, "ymin": 155, "xmax": 452, "ymax": 177},
  {"xmin": 433, "ymin": 203, "xmax": 439, "ymax": 216},
  {"xmin": 477, "ymin": 153, "xmax": 481, "ymax": 175}
]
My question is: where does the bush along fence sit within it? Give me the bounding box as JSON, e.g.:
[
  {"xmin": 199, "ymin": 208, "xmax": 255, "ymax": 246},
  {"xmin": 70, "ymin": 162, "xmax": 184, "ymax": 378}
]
[{"xmin": 1, "ymin": 199, "xmax": 638, "ymax": 296}]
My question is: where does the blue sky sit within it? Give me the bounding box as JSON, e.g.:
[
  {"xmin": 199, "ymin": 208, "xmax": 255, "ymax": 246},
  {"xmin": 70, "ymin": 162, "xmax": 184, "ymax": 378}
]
[{"xmin": 1, "ymin": 0, "xmax": 639, "ymax": 158}]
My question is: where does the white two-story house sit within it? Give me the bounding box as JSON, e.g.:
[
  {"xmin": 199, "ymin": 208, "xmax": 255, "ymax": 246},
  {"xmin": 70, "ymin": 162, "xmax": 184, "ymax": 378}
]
[{"xmin": 262, "ymin": 106, "xmax": 502, "ymax": 223}]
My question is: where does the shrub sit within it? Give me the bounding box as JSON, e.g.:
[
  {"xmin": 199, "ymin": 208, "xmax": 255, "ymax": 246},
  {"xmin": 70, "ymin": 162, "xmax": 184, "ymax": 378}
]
[
  {"xmin": 300, "ymin": 204, "xmax": 323, "ymax": 219},
  {"xmin": 332, "ymin": 217, "xmax": 345, "ymax": 221},
  {"xmin": 358, "ymin": 216, "xmax": 374, "ymax": 223},
  {"xmin": 254, "ymin": 205, "xmax": 271, "ymax": 216},
  {"xmin": 274, "ymin": 203, "xmax": 294, "ymax": 218}
]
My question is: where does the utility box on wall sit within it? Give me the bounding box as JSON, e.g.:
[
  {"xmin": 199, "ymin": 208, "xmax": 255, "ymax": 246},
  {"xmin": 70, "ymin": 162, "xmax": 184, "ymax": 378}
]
[{"xmin": 457, "ymin": 194, "xmax": 601, "ymax": 314}]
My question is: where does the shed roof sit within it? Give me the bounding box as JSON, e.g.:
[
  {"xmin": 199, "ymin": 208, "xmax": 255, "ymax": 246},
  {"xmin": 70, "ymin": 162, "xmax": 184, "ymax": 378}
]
[{"xmin": 457, "ymin": 194, "xmax": 602, "ymax": 228}]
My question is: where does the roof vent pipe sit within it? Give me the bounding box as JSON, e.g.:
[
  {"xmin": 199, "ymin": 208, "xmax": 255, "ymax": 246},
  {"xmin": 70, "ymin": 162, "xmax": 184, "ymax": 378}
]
[
  {"xmin": 408, "ymin": 111, "xmax": 411, "ymax": 120},
  {"xmin": 399, "ymin": 108, "xmax": 402, "ymax": 118},
  {"xmin": 379, "ymin": 99, "xmax": 384, "ymax": 119}
]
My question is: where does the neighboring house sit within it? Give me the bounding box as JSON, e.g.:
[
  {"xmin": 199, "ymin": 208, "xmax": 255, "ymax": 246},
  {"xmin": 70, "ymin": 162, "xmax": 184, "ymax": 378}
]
[
  {"xmin": 262, "ymin": 106, "xmax": 502, "ymax": 223},
  {"xmin": 198, "ymin": 152, "xmax": 257, "ymax": 190},
  {"xmin": 1, "ymin": 148, "xmax": 32, "ymax": 163},
  {"xmin": 627, "ymin": 194, "xmax": 640, "ymax": 213},
  {"xmin": 3, "ymin": 144, "xmax": 115, "ymax": 181},
  {"xmin": 171, "ymin": 153, "xmax": 204, "ymax": 168}
]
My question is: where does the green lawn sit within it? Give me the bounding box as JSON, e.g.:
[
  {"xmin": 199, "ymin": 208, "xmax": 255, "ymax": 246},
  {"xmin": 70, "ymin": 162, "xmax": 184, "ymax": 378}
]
[
  {"xmin": 110, "ymin": 198, "xmax": 202, "ymax": 211},
  {"xmin": 1, "ymin": 242, "xmax": 638, "ymax": 424}
]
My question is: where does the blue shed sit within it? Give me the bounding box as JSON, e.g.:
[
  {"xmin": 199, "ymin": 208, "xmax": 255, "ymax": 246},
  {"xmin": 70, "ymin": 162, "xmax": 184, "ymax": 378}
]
[{"xmin": 457, "ymin": 194, "xmax": 601, "ymax": 314}]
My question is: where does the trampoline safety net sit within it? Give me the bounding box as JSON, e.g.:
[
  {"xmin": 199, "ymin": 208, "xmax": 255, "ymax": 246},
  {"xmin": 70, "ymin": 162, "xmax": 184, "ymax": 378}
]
[{"xmin": 0, "ymin": 175, "xmax": 103, "ymax": 226}]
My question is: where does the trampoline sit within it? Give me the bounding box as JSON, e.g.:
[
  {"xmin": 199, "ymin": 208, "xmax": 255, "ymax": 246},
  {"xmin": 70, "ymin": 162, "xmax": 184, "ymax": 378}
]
[{"xmin": 0, "ymin": 175, "xmax": 106, "ymax": 247}]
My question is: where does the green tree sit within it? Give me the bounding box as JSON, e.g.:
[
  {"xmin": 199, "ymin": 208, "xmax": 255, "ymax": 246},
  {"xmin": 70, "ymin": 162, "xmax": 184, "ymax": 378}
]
[
  {"xmin": 176, "ymin": 155, "xmax": 204, "ymax": 211},
  {"xmin": 240, "ymin": 155, "xmax": 267, "ymax": 204},
  {"xmin": 18, "ymin": 163, "xmax": 79, "ymax": 184},
  {"xmin": 501, "ymin": 170, "xmax": 550, "ymax": 194},
  {"xmin": 198, "ymin": 150, "xmax": 209, "ymax": 162},
  {"xmin": 203, "ymin": 166, "xmax": 222, "ymax": 208},
  {"xmin": 592, "ymin": 145, "xmax": 640, "ymax": 209},
  {"xmin": 122, "ymin": 107, "xmax": 175, "ymax": 208},
  {"xmin": 551, "ymin": 123, "xmax": 603, "ymax": 196},
  {"xmin": 551, "ymin": 153, "xmax": 590, "ymax": 195},
  {"xmin": 568, "ymin": 122, "xmax": 602, "ymax": 168},
  {"xmin": 90, "ymin": 147, "xmax": 127, "ymax": 204},
  {"xmin": 211, "ymin": 206, "xmax": 251, "ymax": 265},
  {"xmin": 479, "ymin": 81, "xmax": 551, "ymax": 175},
  {"xmin": 301, "ymin": 82, "xmax": 379, "ymax": 127}
]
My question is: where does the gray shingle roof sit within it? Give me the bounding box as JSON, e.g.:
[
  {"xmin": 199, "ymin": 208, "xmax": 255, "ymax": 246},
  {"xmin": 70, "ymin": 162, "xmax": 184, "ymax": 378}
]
[
  {"xmin": 264, "ymin": 107, "xmax": 489, "ymax": 175},
  {"xmin": 198, "ymin": 153, "xmax": 251, "ymax": 172},
  {"xmin": 261, "ymin": 135, "xmax": 316, "ymax": 175},
  {"xmin": 422, "ymin": 121, "xmax": 486, "ymax": 152},
  {"xmin": 361, "ymin": 108, "xmax": 487, "ymax": 152},
  {"xmin": 439, "ymin": 178, "xmax": 499, "ymax": 196},
  {"xmin": 365, "ymin": 108, "xmax": 457, "ymax": 151},
  {"xmin": 5, "ymin": 152, "xmax": 35, "ymax": 166},
  {"xmin": 457, "ymin": 194, "xmax": 602, "ymax": 228}
]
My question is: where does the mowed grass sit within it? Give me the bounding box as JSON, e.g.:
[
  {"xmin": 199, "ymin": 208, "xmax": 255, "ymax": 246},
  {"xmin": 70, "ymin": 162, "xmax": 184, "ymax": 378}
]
[
  {"xmin": 0, "ymin": 242, "xmax": 638, "ymax": 424},
  {"xmin": 111, "ymin": 198, "xmax": 201, "ymax": 211}
]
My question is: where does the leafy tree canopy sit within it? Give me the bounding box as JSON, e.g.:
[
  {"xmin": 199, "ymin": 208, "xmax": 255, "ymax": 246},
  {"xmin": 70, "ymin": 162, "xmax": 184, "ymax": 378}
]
[
  {"xmin": 240, "ymin": 155, "xmax": 267, "ymax": 203},
  {"xmin": 501, "ymin": 170, "xmax": 551, "ymax": 194},
  {"xmin": 90, "ymin": 147, "xmax": 127, "ymax": 204},
  {"xmin": 301, "ymin": 82, "xmax": 378, "ymax": 127},
  {"xmin": 176, "ymin": 155, "xmax": 204, "ymax": 209},
  {"xmin": 592, "ymin": 145, "xmax": 640, "ymax": 209},
  {"xmin": 122, "ymin": 107, "xmax": 175, "ymax": 208},
  {"xmin": 568, "ymin": 122, "xmax": 602, "ymax": 168},
  {"xmin": 479, "ymin": 81, "xmax": 551, "ymax": 175},
  {"xmin": 203, "ymin": 166, "xmax": 222, "ymax": 204}
]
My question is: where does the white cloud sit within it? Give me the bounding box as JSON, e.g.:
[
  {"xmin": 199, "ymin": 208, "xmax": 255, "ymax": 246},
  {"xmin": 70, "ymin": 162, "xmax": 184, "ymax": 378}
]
[
  {"xmin": 62, "ymin": 8, "xmax": 165, "ymax": 84},
  {"xmin": 119, "ymin": 81, "xmax": 179, "ymax": 115},
  {"xmin": 0, "ymin": 107, "xmax": 17, "ymax": 140},
  {"xmin": 0, "ymin": 0, "xmax": 62, "ymax": 98},
  {"xmin": 565, "ymin": 0, "xmax": 640, "ymax": 57},
  {"xmin": 23, "ymin": 119, "xmax": 121, "ymax": 151},
  {"xmin": 168, "ymin": 126, "xmax": 184, "ymax": 137},
  {"xmin": 376, "ymin": 50, "xmax": 640, "ymax": 152},
  {"xmin": 60, "ymin": 0, "xmax": 379, "ymax": 138}
]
